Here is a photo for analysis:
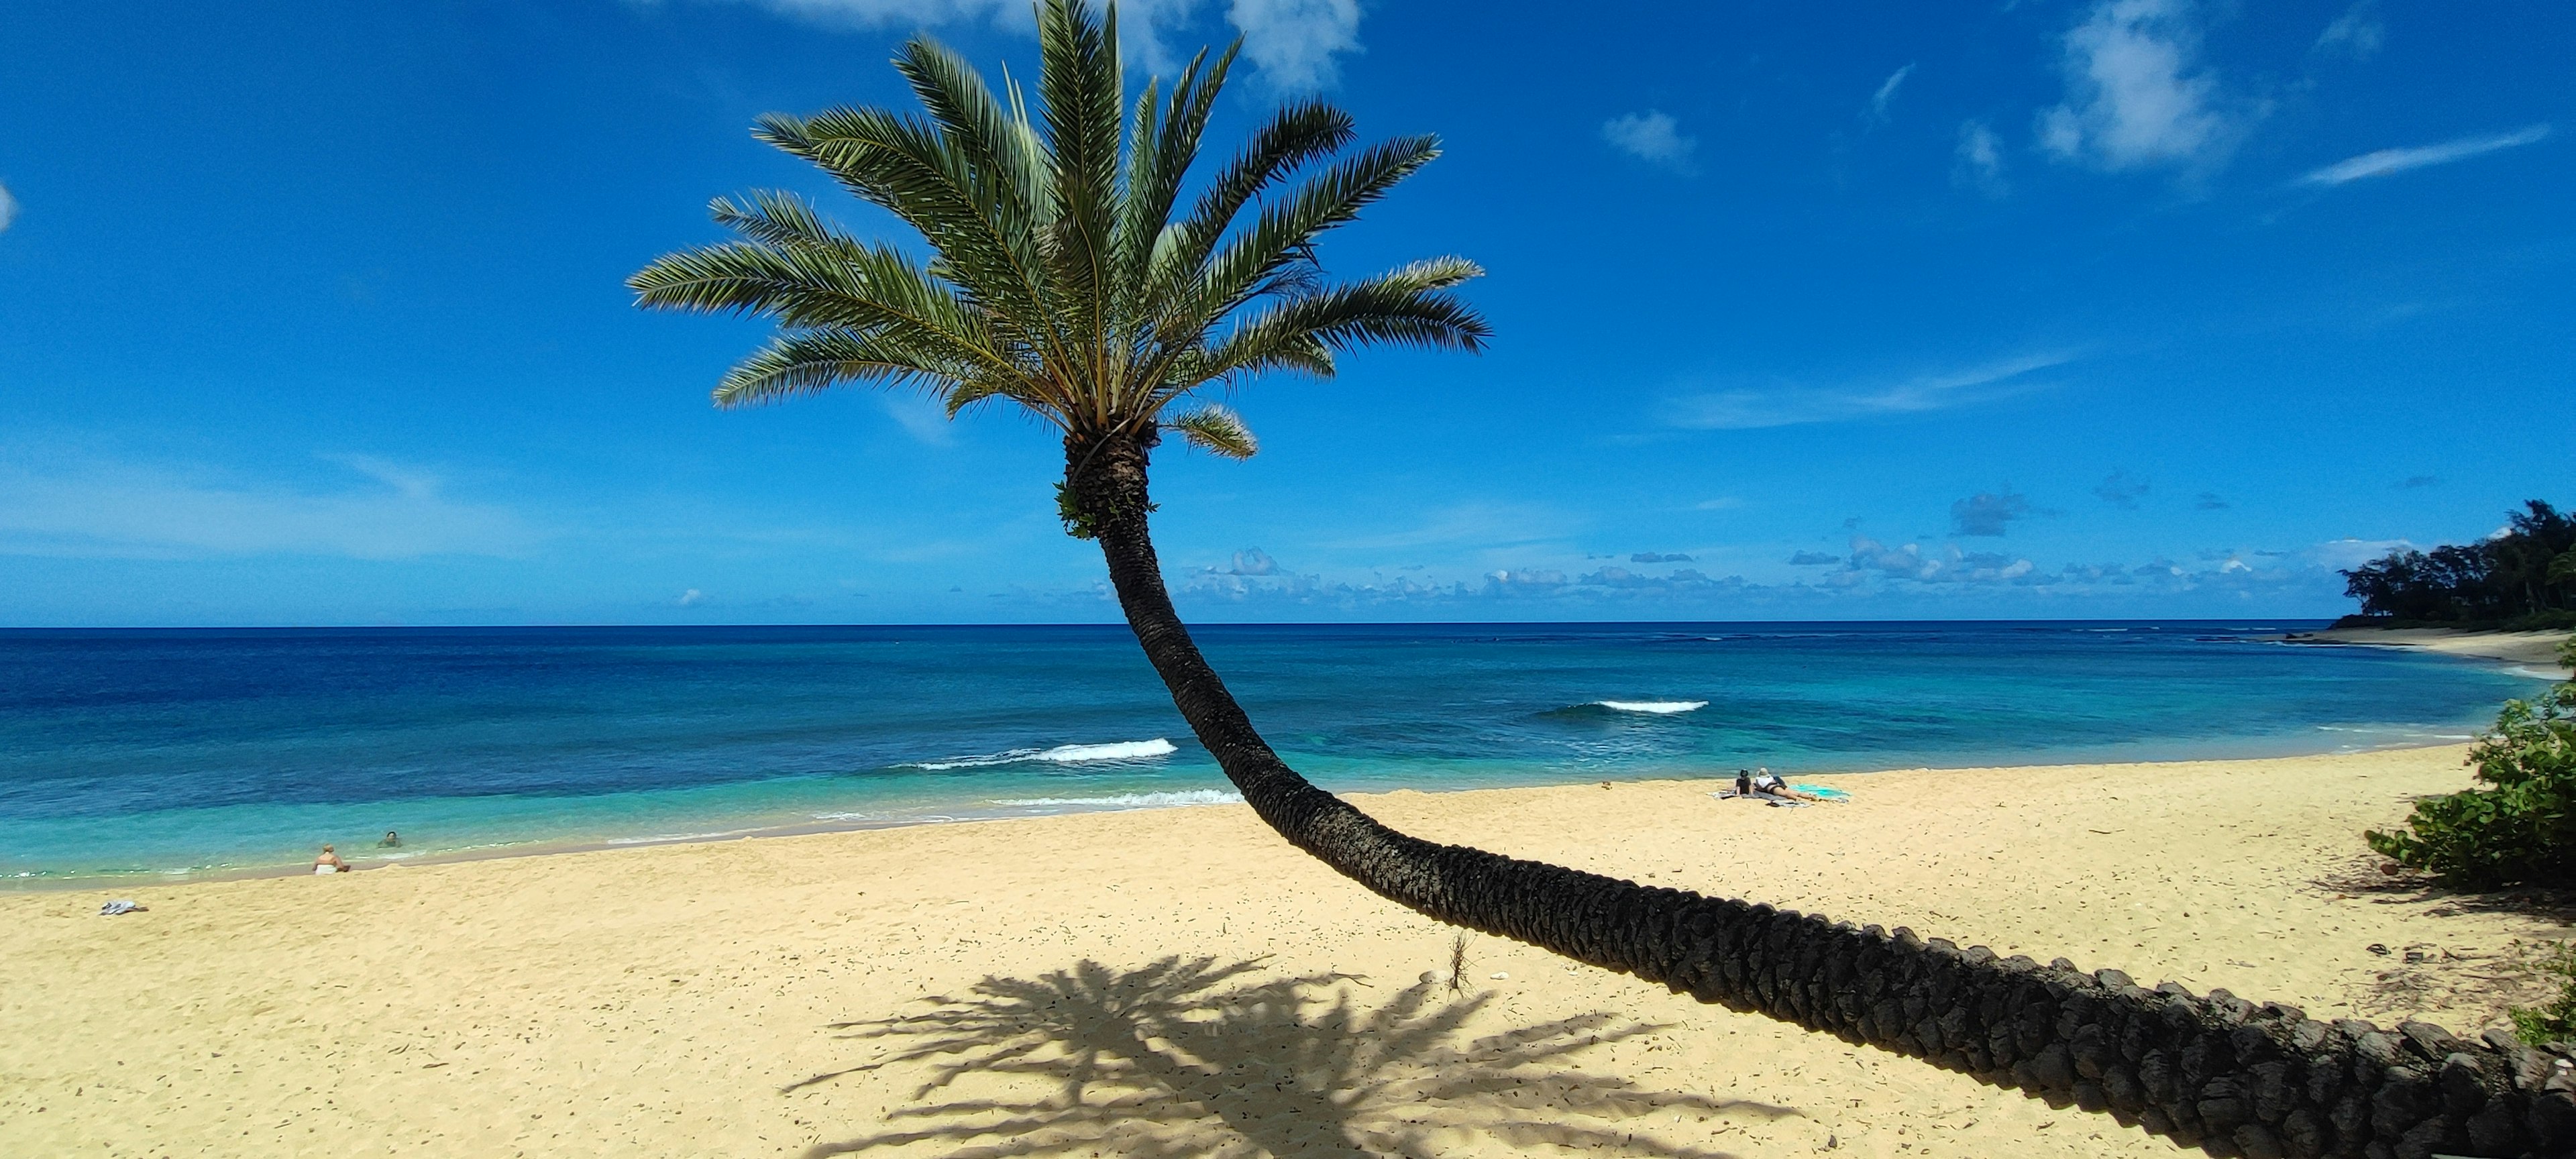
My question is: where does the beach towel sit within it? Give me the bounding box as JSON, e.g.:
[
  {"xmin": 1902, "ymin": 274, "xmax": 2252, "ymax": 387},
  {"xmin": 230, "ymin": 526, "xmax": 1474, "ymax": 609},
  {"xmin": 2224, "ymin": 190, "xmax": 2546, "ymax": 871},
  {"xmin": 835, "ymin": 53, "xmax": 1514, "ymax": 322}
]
[
  {"xmin": 1709, "ymin": 790, "xmax": 1810, "ymax": 808},
  {"xmin": 99, "ymin": 899, "xmax": 144, "ymax": 916},
  {"xmin": 1791, "ymin": 783, "xmax": 1850, "ymax": 801}
]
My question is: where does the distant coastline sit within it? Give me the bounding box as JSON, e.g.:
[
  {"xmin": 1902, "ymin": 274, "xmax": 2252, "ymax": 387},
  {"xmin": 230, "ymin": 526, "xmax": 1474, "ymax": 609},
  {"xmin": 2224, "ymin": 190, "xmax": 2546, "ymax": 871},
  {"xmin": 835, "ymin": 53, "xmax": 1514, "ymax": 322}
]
[{"xmin": 2284, "ymin": 624, "xmax": 2574, "ymax": 670}]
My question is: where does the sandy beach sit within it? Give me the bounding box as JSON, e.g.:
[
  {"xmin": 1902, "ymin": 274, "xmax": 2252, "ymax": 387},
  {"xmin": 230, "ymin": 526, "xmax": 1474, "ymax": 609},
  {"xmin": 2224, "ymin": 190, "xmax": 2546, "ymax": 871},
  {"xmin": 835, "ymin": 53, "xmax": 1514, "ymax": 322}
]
[
  {"xmin": 6, "ymin": 744, "xmax": 2570, "ymax": 1158},
  {"xmin": 2289, "ymin": 626, "xmax": 2575, "ymax": 671}
]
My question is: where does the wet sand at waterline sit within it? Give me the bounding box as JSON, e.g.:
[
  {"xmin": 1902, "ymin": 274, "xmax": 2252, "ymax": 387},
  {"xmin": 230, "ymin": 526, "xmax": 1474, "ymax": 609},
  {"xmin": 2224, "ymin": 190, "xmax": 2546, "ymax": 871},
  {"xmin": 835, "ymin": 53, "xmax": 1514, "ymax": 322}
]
[{"xmin": 5, "ymin": 746, "xmax": 2565, "ymax": 1158}]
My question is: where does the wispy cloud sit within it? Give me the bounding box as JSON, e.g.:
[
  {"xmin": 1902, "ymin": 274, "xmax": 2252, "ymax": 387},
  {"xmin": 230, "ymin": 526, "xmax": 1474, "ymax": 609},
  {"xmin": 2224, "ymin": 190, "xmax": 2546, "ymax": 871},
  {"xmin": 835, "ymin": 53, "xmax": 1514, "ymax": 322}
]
[
  {"xmin": 1601, "ymin": 111, "xmax": 1695, "ymax": 169},
  {"xmin": 2296, "ymin": 124, "xmax": 2551, "ymax": 186},
  {"xmin": 878, "ymin": 394, "xmax": 957, "ymax": 445},
  {"xmin": 1953, "ymin": 120, "xmax": 2008, "ymax": 197},
  {"xmin": 0, "ymin": 448, "xmax": 539, "ymax": 560},
  {"xmin": 2394, "ymin": 475, "xmax": 2441, "ymax": 490},
  {"xmin": 1666, "ymin": 351, "xmax": 2075, "ymax": 431},
  {"xmin": 2037, "ymin": 0, "xmax": 2237, "ymax": 172},
  {"xmin": 2193, "ymin": 491, "xmax": 2231, "ymax": 510},
  {"xmin": 0, "ymin": 181, "xmax": 16, "ymax": 234},
  {"xmin": 2313, "ymin": 1, "xmax": 2383, "ymax": 60},
  {"xmin": 1868, "ymin": 64, "xmax": 1915, "ymax": 121}
]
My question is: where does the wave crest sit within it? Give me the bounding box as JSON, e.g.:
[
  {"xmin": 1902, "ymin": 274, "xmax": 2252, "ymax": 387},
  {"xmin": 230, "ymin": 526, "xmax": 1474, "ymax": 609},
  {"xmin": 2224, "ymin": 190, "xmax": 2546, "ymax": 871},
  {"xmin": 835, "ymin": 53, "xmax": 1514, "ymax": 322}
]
[
  {"xmin": 907, "ymin": 738, "xmax": 1177, "ymax": 771},
  {"xmin": 1595, "ymin": 700, "xmax": 1708, "ymax": 714},
  {"xmin": 991, "ymin": 789, "xmax": 1241, "ymax": 810}
]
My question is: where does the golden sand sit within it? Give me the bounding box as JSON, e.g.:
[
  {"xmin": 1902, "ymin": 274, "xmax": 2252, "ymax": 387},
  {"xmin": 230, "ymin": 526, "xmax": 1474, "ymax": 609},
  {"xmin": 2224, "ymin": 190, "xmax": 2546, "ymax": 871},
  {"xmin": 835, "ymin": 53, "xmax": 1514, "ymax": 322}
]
[{"xmin": 5, "ymin": 745, "xmax": 2567, "ymax": 1158}]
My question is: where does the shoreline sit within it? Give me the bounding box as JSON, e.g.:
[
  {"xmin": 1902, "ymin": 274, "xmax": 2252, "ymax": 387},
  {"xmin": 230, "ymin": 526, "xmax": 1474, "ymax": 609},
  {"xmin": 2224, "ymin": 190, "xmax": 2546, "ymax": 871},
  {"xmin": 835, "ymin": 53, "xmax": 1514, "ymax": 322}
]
[
  {"xmin": 5, "ymin": 721, "xmax": 2522, "ymax": 892},
  {"xmin": 2284, "ymin": 624, "xmax": 2575, "ymax": 670},
  {"xmin": 7, "ymin": 743, "xmax": 2567, "ymax": 1157}
]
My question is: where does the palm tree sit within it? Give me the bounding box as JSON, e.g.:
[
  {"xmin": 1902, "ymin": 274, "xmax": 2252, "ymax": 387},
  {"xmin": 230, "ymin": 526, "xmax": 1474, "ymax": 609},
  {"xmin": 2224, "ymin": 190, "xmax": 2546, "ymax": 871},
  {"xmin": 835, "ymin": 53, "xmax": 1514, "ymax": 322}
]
[{"xmin": 631, "ymin": 0, "xmax": 1807, "ymax": 1005}]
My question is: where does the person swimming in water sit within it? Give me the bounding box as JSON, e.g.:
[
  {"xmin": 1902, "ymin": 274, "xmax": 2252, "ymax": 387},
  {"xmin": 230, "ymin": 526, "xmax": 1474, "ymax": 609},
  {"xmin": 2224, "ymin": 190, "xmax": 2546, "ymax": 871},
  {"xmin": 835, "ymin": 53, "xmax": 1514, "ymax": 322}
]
[{"xmin": 378, "ymin": 830, "xmax": 401, "ymax": 848}]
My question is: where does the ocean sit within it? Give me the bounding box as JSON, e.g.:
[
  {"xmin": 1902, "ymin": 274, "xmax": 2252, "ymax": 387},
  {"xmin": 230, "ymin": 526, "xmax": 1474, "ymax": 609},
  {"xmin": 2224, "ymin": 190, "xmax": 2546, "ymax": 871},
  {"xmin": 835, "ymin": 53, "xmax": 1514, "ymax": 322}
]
[{"xmin": 0, "ymin": 622, "xmax": 2546, "ymax": 884}]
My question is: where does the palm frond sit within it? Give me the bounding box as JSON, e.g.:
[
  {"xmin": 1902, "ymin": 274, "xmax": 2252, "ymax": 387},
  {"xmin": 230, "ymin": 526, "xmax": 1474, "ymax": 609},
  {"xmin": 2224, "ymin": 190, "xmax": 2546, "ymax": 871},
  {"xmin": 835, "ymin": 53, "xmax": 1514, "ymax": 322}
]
[
  {"xmin": 636, "ymin": 1, "xmax": 1481, "ymax": 456},
  {"xmin": 711, "ymin": 329, "xmax": 936, "ymax": 409},
  {"xmin": 1186, "ymin": 136, "xmax": 1442, "ymax": 326},
  {"xmin": 1036, "ymin": 0, "xmax": 1124, "ymax": 407},
  {"xmin": 1169, "ymin": 404, "xmax": 1258, "ymax": 459},
  {"xmin": 1146, "ymin": 99, "xmax": 1355, "ymax": 310}
]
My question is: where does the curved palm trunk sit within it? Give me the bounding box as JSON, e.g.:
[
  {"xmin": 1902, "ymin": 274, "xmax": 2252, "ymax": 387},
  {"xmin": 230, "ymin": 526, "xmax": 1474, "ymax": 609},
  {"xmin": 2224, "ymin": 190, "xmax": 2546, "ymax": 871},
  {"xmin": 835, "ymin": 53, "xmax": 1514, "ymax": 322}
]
[{"xmin": 1069, "ymin": 439, "xmax": 1736, "ymax": 982}]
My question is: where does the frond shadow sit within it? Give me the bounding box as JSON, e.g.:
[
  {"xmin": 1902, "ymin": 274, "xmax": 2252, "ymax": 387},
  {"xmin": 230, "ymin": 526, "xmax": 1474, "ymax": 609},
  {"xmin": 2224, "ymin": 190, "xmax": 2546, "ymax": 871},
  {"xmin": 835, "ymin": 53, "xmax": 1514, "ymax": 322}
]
[{"xmin": 796, "ymin": 955, "xmax": 1796, "ymax": 1158}]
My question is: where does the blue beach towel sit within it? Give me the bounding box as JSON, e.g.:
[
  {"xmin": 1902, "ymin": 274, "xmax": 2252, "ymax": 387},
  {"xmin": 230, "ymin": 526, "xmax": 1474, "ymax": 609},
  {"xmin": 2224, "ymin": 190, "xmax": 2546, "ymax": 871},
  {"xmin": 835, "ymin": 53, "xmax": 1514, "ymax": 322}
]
[{"xmin": 99, "ymin": 899, "xmax": 144, "ymax": 916}]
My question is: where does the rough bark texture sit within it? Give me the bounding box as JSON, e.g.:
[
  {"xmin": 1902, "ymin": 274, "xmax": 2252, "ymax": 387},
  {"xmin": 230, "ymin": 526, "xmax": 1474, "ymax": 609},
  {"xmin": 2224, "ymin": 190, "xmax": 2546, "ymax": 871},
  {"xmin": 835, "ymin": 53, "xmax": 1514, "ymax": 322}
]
[{"xmin": 1064, "ymin": 435, "xmax": 2576, "ymax": 1159}]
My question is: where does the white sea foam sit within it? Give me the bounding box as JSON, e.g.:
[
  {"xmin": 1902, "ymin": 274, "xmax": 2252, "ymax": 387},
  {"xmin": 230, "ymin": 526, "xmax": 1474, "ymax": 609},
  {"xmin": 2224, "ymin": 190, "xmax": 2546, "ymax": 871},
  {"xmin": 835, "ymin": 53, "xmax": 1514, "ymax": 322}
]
[
  {"xmin": 908, "ymin": 738, "xmax": 1177, "ymax": 771},
  {"xmin": 990, "ymin": 789, "xmax": 1243, "ymax": 810},
  {"xmin": 1596, "ymin": 700, "xmax": 1708, "ymax": 714},
  {"xmin": 1037, "ymin": 738, "xmax": 1177, "ymax": 763}
]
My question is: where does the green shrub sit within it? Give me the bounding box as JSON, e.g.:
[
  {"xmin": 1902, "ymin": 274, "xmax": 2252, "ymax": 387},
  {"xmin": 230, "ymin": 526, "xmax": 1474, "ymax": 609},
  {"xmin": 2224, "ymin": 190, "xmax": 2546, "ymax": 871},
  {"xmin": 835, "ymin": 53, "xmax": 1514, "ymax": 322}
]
[
  {"xmin": 2365, "ymin": 658, "xmax": 2576, "ymax": 889},
  {"xmin": 2512, "ymin": 942, "xmax": 2576, "ymax": 1046}
]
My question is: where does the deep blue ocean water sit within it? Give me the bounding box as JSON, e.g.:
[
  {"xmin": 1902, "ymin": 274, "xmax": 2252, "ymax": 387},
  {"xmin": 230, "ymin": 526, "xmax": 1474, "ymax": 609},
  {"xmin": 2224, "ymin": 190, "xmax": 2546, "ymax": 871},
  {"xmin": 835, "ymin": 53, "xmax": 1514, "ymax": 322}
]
[{"xmin": 0, "ymin": 622, "xmax": 2548, "ymax": 883}]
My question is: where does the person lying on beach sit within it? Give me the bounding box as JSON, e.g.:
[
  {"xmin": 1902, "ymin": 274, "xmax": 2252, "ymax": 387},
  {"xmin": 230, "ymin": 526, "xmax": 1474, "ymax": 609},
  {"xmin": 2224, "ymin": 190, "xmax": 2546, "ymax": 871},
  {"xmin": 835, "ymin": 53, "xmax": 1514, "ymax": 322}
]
[
  {"xmin": 314, "ymin": 844, "xmax": 350, "ymax": 874},
  {"xmin": 1751, "ymin": 769, "xmax": 1819, "ymax": 802}
]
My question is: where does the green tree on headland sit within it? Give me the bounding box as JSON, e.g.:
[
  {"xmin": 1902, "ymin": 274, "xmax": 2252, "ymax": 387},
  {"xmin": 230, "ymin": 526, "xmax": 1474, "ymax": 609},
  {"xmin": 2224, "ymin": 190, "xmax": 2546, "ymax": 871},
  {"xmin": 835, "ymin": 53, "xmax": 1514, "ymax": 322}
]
[
  {"xmin": 630, "ymin": 0, "xmax": 1717, "ymax": 983},
  {"xmin": 2339, "ymin": 500, "xmax": 2576, "ymax": 628}
]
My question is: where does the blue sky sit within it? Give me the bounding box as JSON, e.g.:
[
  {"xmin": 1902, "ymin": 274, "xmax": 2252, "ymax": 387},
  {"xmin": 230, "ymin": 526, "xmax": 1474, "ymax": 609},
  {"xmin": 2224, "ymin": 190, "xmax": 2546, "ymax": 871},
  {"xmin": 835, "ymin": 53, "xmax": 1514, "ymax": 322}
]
[{"xmin": 0, "ymin": 0, "xmax": 2567, "ymax": 625}]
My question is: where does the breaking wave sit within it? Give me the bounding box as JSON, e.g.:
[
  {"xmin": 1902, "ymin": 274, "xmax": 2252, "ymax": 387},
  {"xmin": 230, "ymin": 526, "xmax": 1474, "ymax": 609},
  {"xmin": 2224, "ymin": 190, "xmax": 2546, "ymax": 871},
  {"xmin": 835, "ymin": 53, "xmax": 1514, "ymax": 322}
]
[
  {"xmin": 906, "ymin": 738, "xmax": 1177, "ymax": 771},
  {"xmin": 1595, "ymin": 700, "xmax": 1708, "ymax": 714}
]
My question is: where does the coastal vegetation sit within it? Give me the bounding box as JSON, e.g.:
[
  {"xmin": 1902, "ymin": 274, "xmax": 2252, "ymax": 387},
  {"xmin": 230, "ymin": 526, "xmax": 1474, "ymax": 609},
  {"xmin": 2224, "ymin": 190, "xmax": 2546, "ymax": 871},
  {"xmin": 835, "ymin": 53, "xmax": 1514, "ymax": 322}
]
[
  {"xmin": 2339, "ymin": 500, "xmax": 2576, "ymax": 630},
  {"xmin": 2367, "ymin": 637, "xmax": 2576, "ymax": 892}
]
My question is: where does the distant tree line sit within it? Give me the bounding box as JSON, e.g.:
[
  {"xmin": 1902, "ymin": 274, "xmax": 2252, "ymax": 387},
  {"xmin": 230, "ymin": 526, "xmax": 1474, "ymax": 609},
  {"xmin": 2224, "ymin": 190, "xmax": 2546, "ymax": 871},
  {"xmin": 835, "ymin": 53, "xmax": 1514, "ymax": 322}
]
[{"xmin": 2339, "ymin": 500, "xmax": 2576, "ymax": 628}]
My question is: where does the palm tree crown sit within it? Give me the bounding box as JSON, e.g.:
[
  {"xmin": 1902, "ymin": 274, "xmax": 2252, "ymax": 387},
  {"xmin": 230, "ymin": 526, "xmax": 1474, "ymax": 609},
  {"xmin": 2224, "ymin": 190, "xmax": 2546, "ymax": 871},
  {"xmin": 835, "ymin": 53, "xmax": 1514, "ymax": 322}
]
[{"xmin": 629, "ymin": 0, "xmax": 1487, "ymax": 532}]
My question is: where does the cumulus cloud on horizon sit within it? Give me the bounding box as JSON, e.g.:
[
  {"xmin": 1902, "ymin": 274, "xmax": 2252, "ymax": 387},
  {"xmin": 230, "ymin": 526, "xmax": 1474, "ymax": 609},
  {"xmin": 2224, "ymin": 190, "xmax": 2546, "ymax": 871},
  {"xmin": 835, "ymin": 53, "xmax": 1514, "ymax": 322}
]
[
  {"xmin": 2037, "ymin": 0, "xmax": 2239, "ymax": 172},
  {"xmin": 0, "ymin": 181, "xmax": 17, "ymax": 234},
  {"xmin": 2297, "ymin": 124, "xmax": 2553, "ymax": 186},
  {"xmin": 2094, "ymin": 470, "xmax": 2150, "ymax": 509},
  {"xmin": 1951, "ymin": 490, "xmax": 2036, "ymax": 537}
]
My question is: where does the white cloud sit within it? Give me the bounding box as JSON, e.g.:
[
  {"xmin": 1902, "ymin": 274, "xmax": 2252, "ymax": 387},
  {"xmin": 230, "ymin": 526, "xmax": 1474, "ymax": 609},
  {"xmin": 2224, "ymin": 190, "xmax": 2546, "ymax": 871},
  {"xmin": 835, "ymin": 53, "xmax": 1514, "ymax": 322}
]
[
  {"xmin": 1601, "ymin": 111, "xmax": 1695, "ymax": 168},
  {"xmin": 2296, "ymin": 124, "xmax": 2551, "ymax": 186},
  {"xmin": 1226, "ymin": 0, "xmax": 1360, "ymax": 89},
  {"xmin": 0, "ymin": 449, "xmax": 537, "ymax": 560},
  {"xmin": 667, "ymin": 0, "xmax": 1352, "ymax": 87},
  {"xmin": 1666, "ymin": 351, "xmax": 2074, "ymax": 431},
  {"xmin": 1953, "ymin": 119, "xmax": 2008, "ymax": 196},
  {"xmin": 2037, "ymin": 0, "xmax": 2234, "ymax": 171},
  {"xmin": 2313, "ymin": 1, "xmax": 2383, "ymax": 60},
  {"xmin": 0, "ymin": 181, "xmax": 16, "ymax": 234},
  {"xmin": 678, "ymin": 588, "xmax": 707, "ymax": 606},
  {"xmin": 1868, "ymin": 64, "xmax": 1915, "ymax": 120}
]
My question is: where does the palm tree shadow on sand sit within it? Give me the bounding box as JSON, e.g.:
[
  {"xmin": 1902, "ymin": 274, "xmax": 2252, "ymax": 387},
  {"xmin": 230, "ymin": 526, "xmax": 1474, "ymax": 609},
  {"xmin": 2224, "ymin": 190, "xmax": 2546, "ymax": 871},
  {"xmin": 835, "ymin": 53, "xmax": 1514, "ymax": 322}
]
[{"xmin": 794, "ymin": 956, "xmax": 1799, "ymax": 1158}]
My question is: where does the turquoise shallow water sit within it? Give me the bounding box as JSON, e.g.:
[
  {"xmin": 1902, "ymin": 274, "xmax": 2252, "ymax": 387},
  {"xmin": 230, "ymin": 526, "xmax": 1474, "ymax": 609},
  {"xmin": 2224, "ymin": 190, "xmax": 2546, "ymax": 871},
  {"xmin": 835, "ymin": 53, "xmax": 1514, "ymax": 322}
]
[{"xmin": 0, "ymin": 622, "xmax": 2544, "ymax": 883}]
